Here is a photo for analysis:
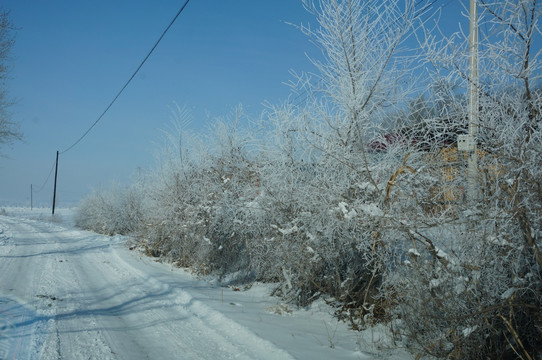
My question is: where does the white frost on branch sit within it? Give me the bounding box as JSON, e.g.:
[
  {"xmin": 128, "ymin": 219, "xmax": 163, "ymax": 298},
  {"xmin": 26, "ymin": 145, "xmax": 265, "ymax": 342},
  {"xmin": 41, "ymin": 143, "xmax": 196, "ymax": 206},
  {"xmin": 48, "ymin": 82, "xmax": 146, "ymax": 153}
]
[
  {"xmin": 500, "ymin": 288, "xmax": 516, "ymax": 300},
  {"xmin": 338, "ymin": 202, "xmax": 358, "ymax": 220},
  {"xmin": 462, "ymin": 326, "xmax": 478, "ymax": 338},
  {"xmin": 272, "ymin": 224, "xmax": 299, "ymax": 236},
  {"xmin": 408, "ymin": 248, "xmax": 420, "ymax": 257},
  {"xmin": 358, "ymin": 203, "xmax": 383, "ymax": 217}
]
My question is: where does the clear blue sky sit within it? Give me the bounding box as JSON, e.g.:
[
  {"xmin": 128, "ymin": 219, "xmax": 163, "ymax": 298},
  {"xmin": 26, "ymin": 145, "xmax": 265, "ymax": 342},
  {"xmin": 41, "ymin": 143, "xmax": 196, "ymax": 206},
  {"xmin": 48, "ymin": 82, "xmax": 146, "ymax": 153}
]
[{"xmin": 0, "ymin": 0, "xmax": 463, "ymax": 207}]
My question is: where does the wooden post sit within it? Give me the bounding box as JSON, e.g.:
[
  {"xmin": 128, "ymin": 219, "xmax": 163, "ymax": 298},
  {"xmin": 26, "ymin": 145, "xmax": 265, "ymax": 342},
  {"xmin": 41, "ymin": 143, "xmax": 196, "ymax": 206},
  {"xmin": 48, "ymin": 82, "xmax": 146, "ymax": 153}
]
[{"xmin": 52, "ymin": 151, "xmax": 59, "ymax": 215}]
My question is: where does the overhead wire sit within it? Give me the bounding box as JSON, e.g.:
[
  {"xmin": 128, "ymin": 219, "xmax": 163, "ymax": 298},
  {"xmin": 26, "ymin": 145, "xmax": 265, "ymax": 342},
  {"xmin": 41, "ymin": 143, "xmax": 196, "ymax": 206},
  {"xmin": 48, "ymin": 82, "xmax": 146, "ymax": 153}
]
[
  {"xmin": 60, "ymin": 0, "xmax": 191, "ymax": 154},
  {"xmin": 30, "ymin": 0, "xmax": 190, "ymax": 208}
]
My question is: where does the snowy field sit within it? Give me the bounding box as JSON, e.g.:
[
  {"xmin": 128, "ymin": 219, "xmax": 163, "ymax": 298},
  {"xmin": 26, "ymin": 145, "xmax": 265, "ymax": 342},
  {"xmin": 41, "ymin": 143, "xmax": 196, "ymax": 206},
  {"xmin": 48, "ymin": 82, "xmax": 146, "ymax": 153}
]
[{"xmin": 0, "ymin": 207, "xmax": 412, "ymax": 360}]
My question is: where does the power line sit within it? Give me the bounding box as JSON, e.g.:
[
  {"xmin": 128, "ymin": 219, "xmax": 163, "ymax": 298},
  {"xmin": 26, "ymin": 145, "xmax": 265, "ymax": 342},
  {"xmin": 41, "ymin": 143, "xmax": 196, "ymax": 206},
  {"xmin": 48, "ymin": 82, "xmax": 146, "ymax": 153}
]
[{"xmin": 61, "ymin": 0, "xmax": 192, "ymax": 154}]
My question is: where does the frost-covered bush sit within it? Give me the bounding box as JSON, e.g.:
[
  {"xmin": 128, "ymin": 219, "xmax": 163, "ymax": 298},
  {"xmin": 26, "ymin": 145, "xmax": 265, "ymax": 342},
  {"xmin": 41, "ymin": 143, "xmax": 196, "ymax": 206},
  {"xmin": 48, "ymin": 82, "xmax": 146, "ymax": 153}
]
[
  {"xmin": 252, "ymin": 116, "xmax": 390, "ymax": 309},
  {"xmin": 75, "ymin": 183, "xmax": 145, "ymax": 235},
  {"xmin": 383, "ymin": 221, "xmax": 542, "ymax": 359},
  {"xmin": 138, "ymin": 111, "xmax": 271, "ymax": 280}
]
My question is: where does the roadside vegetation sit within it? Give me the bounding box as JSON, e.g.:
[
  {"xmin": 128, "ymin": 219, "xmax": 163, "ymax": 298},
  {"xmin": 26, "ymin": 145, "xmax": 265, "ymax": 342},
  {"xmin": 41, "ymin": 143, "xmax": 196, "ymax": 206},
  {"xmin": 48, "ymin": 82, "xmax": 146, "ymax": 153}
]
[
  {"xmin": 0, "ymin": 8, "xmax": 21, "ymax": 152},
  {"xmin": 76, "ymin": 1, "xmax": 542, "ymax": 358}
]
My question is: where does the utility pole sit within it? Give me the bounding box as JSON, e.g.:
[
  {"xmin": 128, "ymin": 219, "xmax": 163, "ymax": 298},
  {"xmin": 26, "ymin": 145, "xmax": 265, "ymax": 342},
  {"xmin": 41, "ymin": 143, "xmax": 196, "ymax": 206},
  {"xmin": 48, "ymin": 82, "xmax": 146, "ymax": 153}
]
[
  {"xmin": 52, "ymin": 151, "xmax": 59, "ymax": 215},
  {"xmin": 458, "ymin": 0, "xmax": 479, "ymax": 202},
  {"xmin": 30, "ymin": 184, "xmax": 33, "ymax": 210}
]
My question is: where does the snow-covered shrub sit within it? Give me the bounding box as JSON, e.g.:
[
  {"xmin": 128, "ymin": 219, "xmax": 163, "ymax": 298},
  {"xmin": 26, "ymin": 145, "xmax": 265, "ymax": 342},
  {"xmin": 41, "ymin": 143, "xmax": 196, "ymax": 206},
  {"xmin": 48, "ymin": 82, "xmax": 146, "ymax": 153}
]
[
  {"xmin": 134, "ymin": 106, "xmax": 208, "ymax": 263},
  {"xmin": 75, "ymin": 182, "xmax": 145, "ymax": 235},
  {"xmin": 138, "ymin": 109, "xmax": 271, "ymax": 279},
  {"xmin": 382, "ymin": 220, "xmax": 541, "ymax": 358},
  {"xmin": 193, "ymin": 119, "xmax": 265, "ymax": 279},
  {"xmin": 252, "ymin": 124, "xmax": 388, "ymax": 310}
]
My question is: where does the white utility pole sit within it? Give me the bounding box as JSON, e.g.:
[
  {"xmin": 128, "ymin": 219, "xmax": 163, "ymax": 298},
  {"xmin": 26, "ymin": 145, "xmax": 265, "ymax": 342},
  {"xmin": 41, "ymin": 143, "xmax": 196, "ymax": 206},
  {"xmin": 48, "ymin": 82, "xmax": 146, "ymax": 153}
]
[{"xmin": 458, "ymin": 0, "xmax": 479, "ymax": 202}]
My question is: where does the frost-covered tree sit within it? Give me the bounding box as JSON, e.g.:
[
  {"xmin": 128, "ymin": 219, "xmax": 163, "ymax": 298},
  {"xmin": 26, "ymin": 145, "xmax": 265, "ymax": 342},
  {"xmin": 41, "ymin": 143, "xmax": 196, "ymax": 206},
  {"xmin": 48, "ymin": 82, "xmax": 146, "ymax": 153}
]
[
  {"xmin": 251, "ymin": 0, "xmax": 427, "ymax": 310},
  {"xmin": 296, "ymin": 0, "xmax": 423, "ymax": 148},
  {"xmin": 379, "ymin": 1, "xmax": 542, "ymax": 358},
  {"xmin": 0, "ymin": 8, "xmax": 20, "ymax": 151}
]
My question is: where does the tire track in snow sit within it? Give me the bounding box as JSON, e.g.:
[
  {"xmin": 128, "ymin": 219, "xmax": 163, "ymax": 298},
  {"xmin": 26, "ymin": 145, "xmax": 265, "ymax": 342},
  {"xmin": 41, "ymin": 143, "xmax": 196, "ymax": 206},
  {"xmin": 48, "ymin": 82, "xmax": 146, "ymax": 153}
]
[
  {"xmin": 75, "ymin": 234, "xmax": 296, "ymax": 360},
  {"xmin": 0, "ymin": 215, "xmax": 295, "ymax": 360},
  {"xmin": 0, "ymin": 216, "xmax": 55, "ymax": 359}
]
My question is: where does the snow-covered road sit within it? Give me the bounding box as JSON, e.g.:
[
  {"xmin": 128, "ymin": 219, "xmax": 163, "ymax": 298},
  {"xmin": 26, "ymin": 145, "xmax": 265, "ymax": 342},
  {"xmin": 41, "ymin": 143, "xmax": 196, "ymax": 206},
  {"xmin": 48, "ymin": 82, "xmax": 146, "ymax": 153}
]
[
  {"xmin": 0, "ymin": 210, "xmax": 401, "ymax": 360},
  {"xmin": 0, "ymin": 214, "xmax": 299, "ymax": 360}
]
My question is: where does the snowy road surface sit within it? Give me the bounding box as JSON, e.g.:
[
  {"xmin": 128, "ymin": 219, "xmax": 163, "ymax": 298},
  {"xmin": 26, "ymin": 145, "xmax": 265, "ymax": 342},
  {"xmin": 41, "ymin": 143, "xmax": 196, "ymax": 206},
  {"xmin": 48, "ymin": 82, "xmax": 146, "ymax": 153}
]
[{"xmin": 0, "ymin": 210, "xmax": 391, "ymax": 360}]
